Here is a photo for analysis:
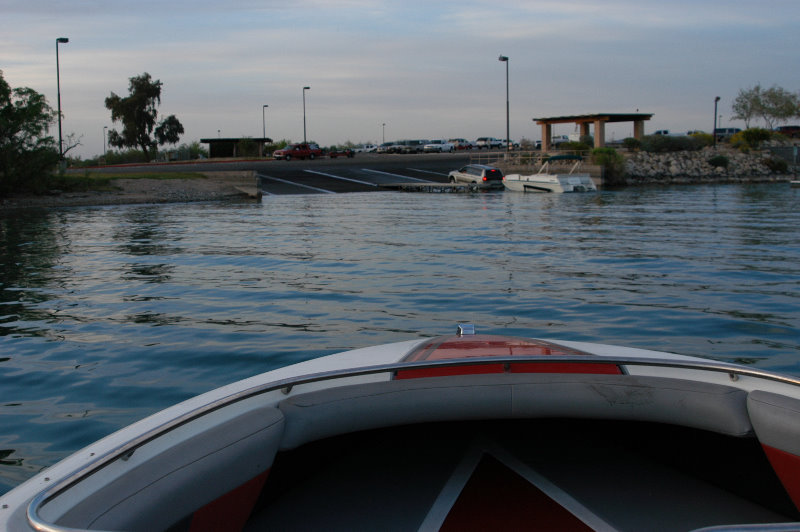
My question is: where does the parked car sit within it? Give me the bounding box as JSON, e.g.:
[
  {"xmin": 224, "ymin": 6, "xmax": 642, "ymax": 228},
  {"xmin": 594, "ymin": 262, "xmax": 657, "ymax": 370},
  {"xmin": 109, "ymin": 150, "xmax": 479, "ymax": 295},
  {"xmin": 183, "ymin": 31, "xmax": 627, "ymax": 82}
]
[
  {"xmin": 399, "ymin": 139, "xmax": 429, "ymax": 154},
  {"xmin": 775, "ymin": 125, "xmax": 800, "ymax": 138},
  {"xmin": 714, "ymin": 128, "xmax": 742, "ymax": 141},
  {"xmin": 448, "ymin": 164, "xmax": 504, "ymax": 189},
  {"xmin": 475, "ymin": 137, "xmax": 503, "ymax": 149},
  {"xmin": 273, "ymin": 143, "xmax": 322, "ymax": 160},
  {"xmin": 448, "ymin": 138, "xmax": 473, "ymax": 150},
  {"xmin": 376, "ymin": 142, "xmax": 402, "ymax": 154},
  {"xmin": 423, "ymin": 140, "xmax": 455, "ymax": 153},
  {"xmin": 327, "ymin": 148, "xmax": 355, "ymax": 158},
  {"xmin": 354, "ymin": 144, "xmax": 377, "ymax": 153}
]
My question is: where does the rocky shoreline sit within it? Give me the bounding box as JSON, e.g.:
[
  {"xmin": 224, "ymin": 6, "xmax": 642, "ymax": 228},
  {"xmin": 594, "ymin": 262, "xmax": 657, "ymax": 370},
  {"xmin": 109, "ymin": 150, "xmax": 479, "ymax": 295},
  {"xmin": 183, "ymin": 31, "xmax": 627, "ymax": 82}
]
[{"xmin": 622, "ymin": 146, "xmax": 796, "ymax": 185}]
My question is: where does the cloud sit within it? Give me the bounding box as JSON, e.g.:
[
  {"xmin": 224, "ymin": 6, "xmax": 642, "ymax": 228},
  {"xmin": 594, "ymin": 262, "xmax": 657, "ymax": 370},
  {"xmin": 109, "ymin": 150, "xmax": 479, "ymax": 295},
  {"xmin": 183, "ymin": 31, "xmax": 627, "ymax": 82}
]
[{"xmin": 2, "ymin": 0, "xmax": 799, "ymax": 156}]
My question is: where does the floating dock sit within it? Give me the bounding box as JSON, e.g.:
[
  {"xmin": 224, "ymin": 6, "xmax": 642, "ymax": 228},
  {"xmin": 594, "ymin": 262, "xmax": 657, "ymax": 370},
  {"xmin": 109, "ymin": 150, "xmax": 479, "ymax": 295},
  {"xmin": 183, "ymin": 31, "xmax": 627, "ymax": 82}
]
[{"xmin": 378, "ymin": 182, "xmax": 494, "ymax": 193}]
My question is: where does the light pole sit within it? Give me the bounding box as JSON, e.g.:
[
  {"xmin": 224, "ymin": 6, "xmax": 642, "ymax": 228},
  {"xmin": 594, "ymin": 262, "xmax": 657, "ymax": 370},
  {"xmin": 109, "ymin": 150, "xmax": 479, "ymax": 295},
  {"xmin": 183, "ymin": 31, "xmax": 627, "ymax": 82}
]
[
  {"xmin": 103, "ymin": 126, "xmax": 108, "ymax": 158},
  {"xmin": 302, "ymin": 86, "xmax": 310, "ymax": 144},
  {"xmin": 499, "ymin": 55, "xmax": 510, "ymax": 151},
  {"xmin": 262, "ymin": 104, "xmax": 269, "ymax": 157},
  {"xmin": 56, "ymin": 37, "xmax": 69, "ymax": 161},
  {"xmin": 382, "ymin": 123, "xmax": 386, "ymax": 144},
  {"xmin": 713, "ymin": 96, "xmax": 720, "ymax": 147}
]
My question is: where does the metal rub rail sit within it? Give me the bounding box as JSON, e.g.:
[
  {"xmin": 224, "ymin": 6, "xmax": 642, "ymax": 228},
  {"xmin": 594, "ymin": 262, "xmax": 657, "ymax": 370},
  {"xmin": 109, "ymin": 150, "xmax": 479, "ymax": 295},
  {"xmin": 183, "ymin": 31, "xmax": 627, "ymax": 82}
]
[{"xmin": 27, "ymin": 354, "xmax": 800, "ymax": 532}]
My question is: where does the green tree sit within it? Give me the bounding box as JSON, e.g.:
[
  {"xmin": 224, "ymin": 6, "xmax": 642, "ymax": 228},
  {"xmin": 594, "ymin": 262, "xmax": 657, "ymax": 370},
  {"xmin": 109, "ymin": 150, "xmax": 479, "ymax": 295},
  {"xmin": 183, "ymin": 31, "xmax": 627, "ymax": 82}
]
[
  {"xmin": 0, "ymin": 70, "xmax": 59, "ymax": 196},
  {"xmin": 732, "ymin": 84, "xmax": 800, "ymax": 129},
  {"xmin": 731, "ymin": 84, "xmax": 762, "ymax": 128},
  {"xmin": 759, "ymin": 85, "xmax": 800, "ymax": 129},
  {"xmin": 105, "ymin": 73, "xmax": 184, "ymax": 162}
]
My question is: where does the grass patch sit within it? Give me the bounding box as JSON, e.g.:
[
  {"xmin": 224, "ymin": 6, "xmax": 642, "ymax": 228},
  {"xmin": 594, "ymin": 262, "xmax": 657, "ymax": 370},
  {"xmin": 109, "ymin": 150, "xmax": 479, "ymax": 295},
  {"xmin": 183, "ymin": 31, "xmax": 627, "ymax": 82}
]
[
  {"xmin": 83, "ymin": 172, "xmax": 207, "ymax": 180},
  {"xmin": 55, "ymin": 172, "xmax": 206, "ymax": 192}
]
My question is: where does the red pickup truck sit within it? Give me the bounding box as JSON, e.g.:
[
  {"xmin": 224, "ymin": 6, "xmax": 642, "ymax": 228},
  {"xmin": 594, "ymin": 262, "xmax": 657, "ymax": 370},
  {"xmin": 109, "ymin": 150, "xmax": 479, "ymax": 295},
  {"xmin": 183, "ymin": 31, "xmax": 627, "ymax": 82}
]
[{"xmin": 272, "ymin": 143, "xmax": 322, "ymax": 161}]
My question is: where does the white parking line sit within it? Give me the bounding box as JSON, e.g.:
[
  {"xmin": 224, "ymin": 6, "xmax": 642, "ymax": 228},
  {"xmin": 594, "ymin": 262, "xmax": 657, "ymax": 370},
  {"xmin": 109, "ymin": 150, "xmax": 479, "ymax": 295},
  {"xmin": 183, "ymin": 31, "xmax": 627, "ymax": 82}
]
[
  {"xmin": 406, "ymin": 168, "xmax": 450, "ymax": 177},
  {"xmin": 256, "ymin": 173, "xmax": 336, "ymax": 194},
  {"xmin": 361, "ymin": 169, "xmax": 433, "ymax": 182},
  {"xmin": 304, "ymin": 170, "xmax": 378, "ymax": 187}
]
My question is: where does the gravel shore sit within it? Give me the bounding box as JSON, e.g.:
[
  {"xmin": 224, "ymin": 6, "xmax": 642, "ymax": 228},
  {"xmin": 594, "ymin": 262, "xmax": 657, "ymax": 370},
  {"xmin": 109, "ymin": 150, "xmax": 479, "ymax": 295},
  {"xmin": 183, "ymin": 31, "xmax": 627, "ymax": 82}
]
[{"xmin": 0, "ymin": 172, "xmax": 258, "ymax": 210}]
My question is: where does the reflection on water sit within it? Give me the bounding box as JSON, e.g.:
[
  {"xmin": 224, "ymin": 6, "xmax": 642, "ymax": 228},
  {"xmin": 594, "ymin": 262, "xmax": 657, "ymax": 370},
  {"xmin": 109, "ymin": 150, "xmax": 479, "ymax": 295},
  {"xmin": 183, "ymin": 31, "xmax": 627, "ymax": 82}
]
[{"xmin": 1, "ymin": 184, "xmax": 799, "ymax": 494}]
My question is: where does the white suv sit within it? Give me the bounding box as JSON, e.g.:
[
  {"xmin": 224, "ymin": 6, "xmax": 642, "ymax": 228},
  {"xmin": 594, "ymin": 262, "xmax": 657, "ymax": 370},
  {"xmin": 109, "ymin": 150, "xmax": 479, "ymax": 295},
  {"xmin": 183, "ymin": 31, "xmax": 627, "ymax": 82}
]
[
  {"xmin": 423, "ymin": 140, "xmax": 455, "ymax": 153},
  {"xmin": 448, "ymin": 164, "xmax": 504, "ymax": 189},
  {"xmin": 475, "ymin": 137, "xmax": 503, "ymax": 149}
]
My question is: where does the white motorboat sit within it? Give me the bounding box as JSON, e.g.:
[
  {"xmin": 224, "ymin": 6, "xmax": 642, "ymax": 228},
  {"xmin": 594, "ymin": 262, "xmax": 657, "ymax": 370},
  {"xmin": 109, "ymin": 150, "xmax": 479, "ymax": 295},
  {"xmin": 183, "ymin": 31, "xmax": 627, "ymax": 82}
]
[
  {"xmin": 503, "ymin": 155, "xmax": 597, "ymax": 193},
  {"xmin": 2, "ymin": 324, "xmax": 800, "ymax": 531}
]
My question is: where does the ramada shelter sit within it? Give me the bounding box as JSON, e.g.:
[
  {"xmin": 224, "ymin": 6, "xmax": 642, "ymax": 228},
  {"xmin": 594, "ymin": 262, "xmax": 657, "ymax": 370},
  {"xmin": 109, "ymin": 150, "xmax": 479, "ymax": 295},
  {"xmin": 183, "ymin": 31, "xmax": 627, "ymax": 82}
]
[{"xmin": 533, "ymin": 113, "xmax": 653, "ymax": 151}]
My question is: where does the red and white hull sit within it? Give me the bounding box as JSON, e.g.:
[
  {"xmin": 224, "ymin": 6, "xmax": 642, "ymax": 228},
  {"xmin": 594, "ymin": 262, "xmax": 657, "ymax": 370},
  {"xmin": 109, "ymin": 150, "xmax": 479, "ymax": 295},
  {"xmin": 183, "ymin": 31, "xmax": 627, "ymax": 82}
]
[{"xmin": 2, "ymin": 327, "xmax": 800, "ymax": 531}]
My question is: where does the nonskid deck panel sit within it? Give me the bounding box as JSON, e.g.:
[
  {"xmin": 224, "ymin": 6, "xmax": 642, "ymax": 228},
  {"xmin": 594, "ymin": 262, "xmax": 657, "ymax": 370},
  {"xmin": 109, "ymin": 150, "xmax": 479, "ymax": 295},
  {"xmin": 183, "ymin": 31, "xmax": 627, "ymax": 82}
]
[{"xmin": 244, "ymin": 419, "xmax": 798, "ymax": 531}]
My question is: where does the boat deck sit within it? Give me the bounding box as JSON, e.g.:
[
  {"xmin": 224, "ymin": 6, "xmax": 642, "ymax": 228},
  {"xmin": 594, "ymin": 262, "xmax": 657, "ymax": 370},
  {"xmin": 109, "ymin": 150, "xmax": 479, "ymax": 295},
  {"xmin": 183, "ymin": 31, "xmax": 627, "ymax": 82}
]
[{"xmin": 244, "ymin": 419, "xmax": 798, "ymax": 531}]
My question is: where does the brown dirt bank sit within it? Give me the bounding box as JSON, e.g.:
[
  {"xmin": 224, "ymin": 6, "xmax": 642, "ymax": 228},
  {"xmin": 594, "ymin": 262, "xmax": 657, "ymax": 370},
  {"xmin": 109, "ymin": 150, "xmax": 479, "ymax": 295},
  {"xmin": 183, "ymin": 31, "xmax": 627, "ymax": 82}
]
[{"xmin": 0, "ymin": 172, "xmax": 258, "ymax": 210}]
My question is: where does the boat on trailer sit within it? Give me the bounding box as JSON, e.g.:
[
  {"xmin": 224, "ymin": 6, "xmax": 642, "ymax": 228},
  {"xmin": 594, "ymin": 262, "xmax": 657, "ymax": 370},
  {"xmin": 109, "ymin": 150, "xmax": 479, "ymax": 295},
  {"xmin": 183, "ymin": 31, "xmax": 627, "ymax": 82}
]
[
  {"xmin": 2, "ymin": 324, "xmax": 800, "ymax": 531},
  {"xmin": 503, "ymin": 155, "xmax": 597, "ymax": 193}
]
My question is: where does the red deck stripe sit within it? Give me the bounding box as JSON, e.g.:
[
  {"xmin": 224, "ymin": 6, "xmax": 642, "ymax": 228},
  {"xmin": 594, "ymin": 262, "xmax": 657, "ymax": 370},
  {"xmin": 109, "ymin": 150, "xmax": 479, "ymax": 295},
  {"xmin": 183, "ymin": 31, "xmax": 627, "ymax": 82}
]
[
  {"xmin": 189, "ymin": 469, "xmax": 269, "ymax": 532},
  {"xmin": 761, "ymin": 444, "xmax": 800, "ymax": 512},
  {"xmin": 440, "ymin": 455, "xmax": 593, "ymax": 531}
]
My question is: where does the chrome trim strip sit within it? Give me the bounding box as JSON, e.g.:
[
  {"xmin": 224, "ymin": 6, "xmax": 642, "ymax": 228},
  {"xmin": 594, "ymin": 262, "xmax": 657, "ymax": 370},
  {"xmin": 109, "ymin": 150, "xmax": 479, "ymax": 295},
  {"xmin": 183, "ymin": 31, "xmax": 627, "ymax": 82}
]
[{"xmin": 27, "ymin": 353, "xmax": 800, "ymax": 532}]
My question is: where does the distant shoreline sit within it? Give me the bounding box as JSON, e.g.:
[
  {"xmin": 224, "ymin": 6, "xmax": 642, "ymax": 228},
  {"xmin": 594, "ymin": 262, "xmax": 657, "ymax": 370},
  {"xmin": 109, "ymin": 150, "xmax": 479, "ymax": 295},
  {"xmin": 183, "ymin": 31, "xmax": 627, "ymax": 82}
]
[{"xmin": 0, "ymin": 172, "xmax": 257, "ymax": 210}]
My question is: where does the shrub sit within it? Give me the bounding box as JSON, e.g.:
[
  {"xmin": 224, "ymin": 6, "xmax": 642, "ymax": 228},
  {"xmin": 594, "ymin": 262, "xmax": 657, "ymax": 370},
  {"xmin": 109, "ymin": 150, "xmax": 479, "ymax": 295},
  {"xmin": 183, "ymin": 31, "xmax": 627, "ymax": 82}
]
[
  {"xmin": 558, "ymin": 141, "xmax": 591, "ymax": 151},
  {"xmin": 622, "ymin": 137, "xmax": 641, "ymax": 151},
  {"xmin": 641, "ymin": 135, "xmax": 703, "ymax": 153},
  {"xmin": 707, "ymin": 155, "xmax": 729, "ymax": 169},
  {"xmin": 763, "ymin": 157, "xmax": 788, "ymax": 173},
  {"xmin": 48, "ymin": 172, "xmax": 115, "ymax": 192},
  {"xmin": 591, "ymin": 147, "xmax": 625, "ymax": 184},
  {"xmin": 730, "ymin": 128, "xmax": 774, "ymax": 151},
  {"xmin": 104, "ymin": 149, "xmax": 149, "ymax": 164},
  {"xmin": 690, "ymin": 132, "xmax": 714, "ymax": 148}
]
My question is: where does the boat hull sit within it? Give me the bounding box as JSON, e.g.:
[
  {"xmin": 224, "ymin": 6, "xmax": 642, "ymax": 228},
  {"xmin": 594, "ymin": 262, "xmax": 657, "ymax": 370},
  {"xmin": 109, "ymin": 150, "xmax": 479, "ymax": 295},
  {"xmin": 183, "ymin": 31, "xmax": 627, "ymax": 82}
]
[
  {"xmin": 3, "ymin": 331, "xmax": 800, "ymax": 531},
  {"xmin": 503, "ymin": 173, "xmax": 597, "ymax": 193}
]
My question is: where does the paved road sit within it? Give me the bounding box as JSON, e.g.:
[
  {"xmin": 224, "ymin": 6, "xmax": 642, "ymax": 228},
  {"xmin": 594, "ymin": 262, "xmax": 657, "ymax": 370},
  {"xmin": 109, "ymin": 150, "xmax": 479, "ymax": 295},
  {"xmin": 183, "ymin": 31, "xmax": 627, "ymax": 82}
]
[{"xmin": 86, "ymin": 153, "xmax": 479, "ymax": 195}]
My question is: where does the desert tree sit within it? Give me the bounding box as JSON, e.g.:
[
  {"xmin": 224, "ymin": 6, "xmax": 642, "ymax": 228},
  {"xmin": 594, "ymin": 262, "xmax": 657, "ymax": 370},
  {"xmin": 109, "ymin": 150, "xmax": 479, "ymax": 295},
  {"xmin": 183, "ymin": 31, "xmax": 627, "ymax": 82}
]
[
  {"xmin": 105, "ymin": 73, "xmax": 184, "ymax": 161},
  {"xmin": 0, "ymin": 70, "xmax": 59, "ymax": 195}
]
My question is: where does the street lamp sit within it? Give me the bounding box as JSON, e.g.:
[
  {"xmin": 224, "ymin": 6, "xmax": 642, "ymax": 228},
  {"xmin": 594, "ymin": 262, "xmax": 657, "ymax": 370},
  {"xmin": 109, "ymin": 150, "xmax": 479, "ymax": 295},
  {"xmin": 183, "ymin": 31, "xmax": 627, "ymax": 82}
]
[
  {"xmin": 498, "ymin": 55, "xmax": 510, "ymax": 151},
  {"xmin": 262, "ymin": 104, "xmax": 269, "ymax": 157},
  {"xmin": 713, "ymin": 96, "xmax": 720, "ymax": 147},
  {"xmin": 103, "ymin": 126, "xmax": 108, "ymax": 158},
  {"xmin": 382, "ymin": 123, "xmax": 386, "ymax": 144},
  {"xmin": 302, "ymin": 86, "xmax": 310, "ymax": 143},
  {"xmin": 56, "ymin": 37, "xmax": 69, "ymax": 161}
]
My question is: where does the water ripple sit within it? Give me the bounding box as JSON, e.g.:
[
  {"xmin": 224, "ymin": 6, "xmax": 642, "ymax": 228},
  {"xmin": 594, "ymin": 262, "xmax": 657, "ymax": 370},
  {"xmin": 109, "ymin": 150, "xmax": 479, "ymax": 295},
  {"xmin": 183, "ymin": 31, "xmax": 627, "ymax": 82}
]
[{"xmin": 1, "ymin": 184, "xmax": 799, "ymax": 494}]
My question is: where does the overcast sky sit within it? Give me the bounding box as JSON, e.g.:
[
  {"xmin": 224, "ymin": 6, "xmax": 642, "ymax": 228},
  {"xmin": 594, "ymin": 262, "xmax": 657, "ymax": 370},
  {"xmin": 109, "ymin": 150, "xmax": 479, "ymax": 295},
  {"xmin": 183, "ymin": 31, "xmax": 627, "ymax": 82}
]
[{"xmin": 2, "ymin": 0, "xmax": 799, "ymax": 158}]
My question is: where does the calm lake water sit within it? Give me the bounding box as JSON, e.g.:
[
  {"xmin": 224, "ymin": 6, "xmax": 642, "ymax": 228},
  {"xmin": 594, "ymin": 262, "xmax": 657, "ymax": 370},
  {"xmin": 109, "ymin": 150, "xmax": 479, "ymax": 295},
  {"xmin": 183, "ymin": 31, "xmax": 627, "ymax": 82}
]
[{"xmin": 1, "ymin": 184, "xmax": 799, "ymax": 494}]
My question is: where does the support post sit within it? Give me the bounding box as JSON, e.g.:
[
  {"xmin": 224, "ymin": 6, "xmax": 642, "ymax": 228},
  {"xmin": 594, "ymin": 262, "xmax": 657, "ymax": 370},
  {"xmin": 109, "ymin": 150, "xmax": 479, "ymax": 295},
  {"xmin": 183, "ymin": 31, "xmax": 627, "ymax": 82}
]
[
  {"xmin": 541, "ymin": 123, "xmax": 552, "ymax": 152},
  {"xmin": 593, "ymin": 120, "xmax": 606, "ymax": 148},
  {"xmin": 633, "ymin": 120, "xmax": 645, "ymax": 141}
]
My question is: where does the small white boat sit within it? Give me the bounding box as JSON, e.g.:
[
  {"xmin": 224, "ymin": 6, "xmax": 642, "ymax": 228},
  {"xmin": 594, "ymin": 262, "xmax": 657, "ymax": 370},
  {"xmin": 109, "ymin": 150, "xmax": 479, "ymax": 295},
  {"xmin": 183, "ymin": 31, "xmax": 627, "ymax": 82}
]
[
  {"xmin": 2, "ymin": 324, "xmax": 800, "ymax": 531},
  {"xmin": 503, "ymin": 155, "xmax": 597, "ymax": 193}
]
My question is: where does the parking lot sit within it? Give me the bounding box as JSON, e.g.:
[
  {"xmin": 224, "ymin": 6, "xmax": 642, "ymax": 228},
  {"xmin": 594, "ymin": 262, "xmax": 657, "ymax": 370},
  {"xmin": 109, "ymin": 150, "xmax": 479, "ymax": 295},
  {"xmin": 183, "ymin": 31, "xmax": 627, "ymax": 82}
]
[{"xmin": 256, "ymin": 152, "xmax": 471, "ymax": 194}]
